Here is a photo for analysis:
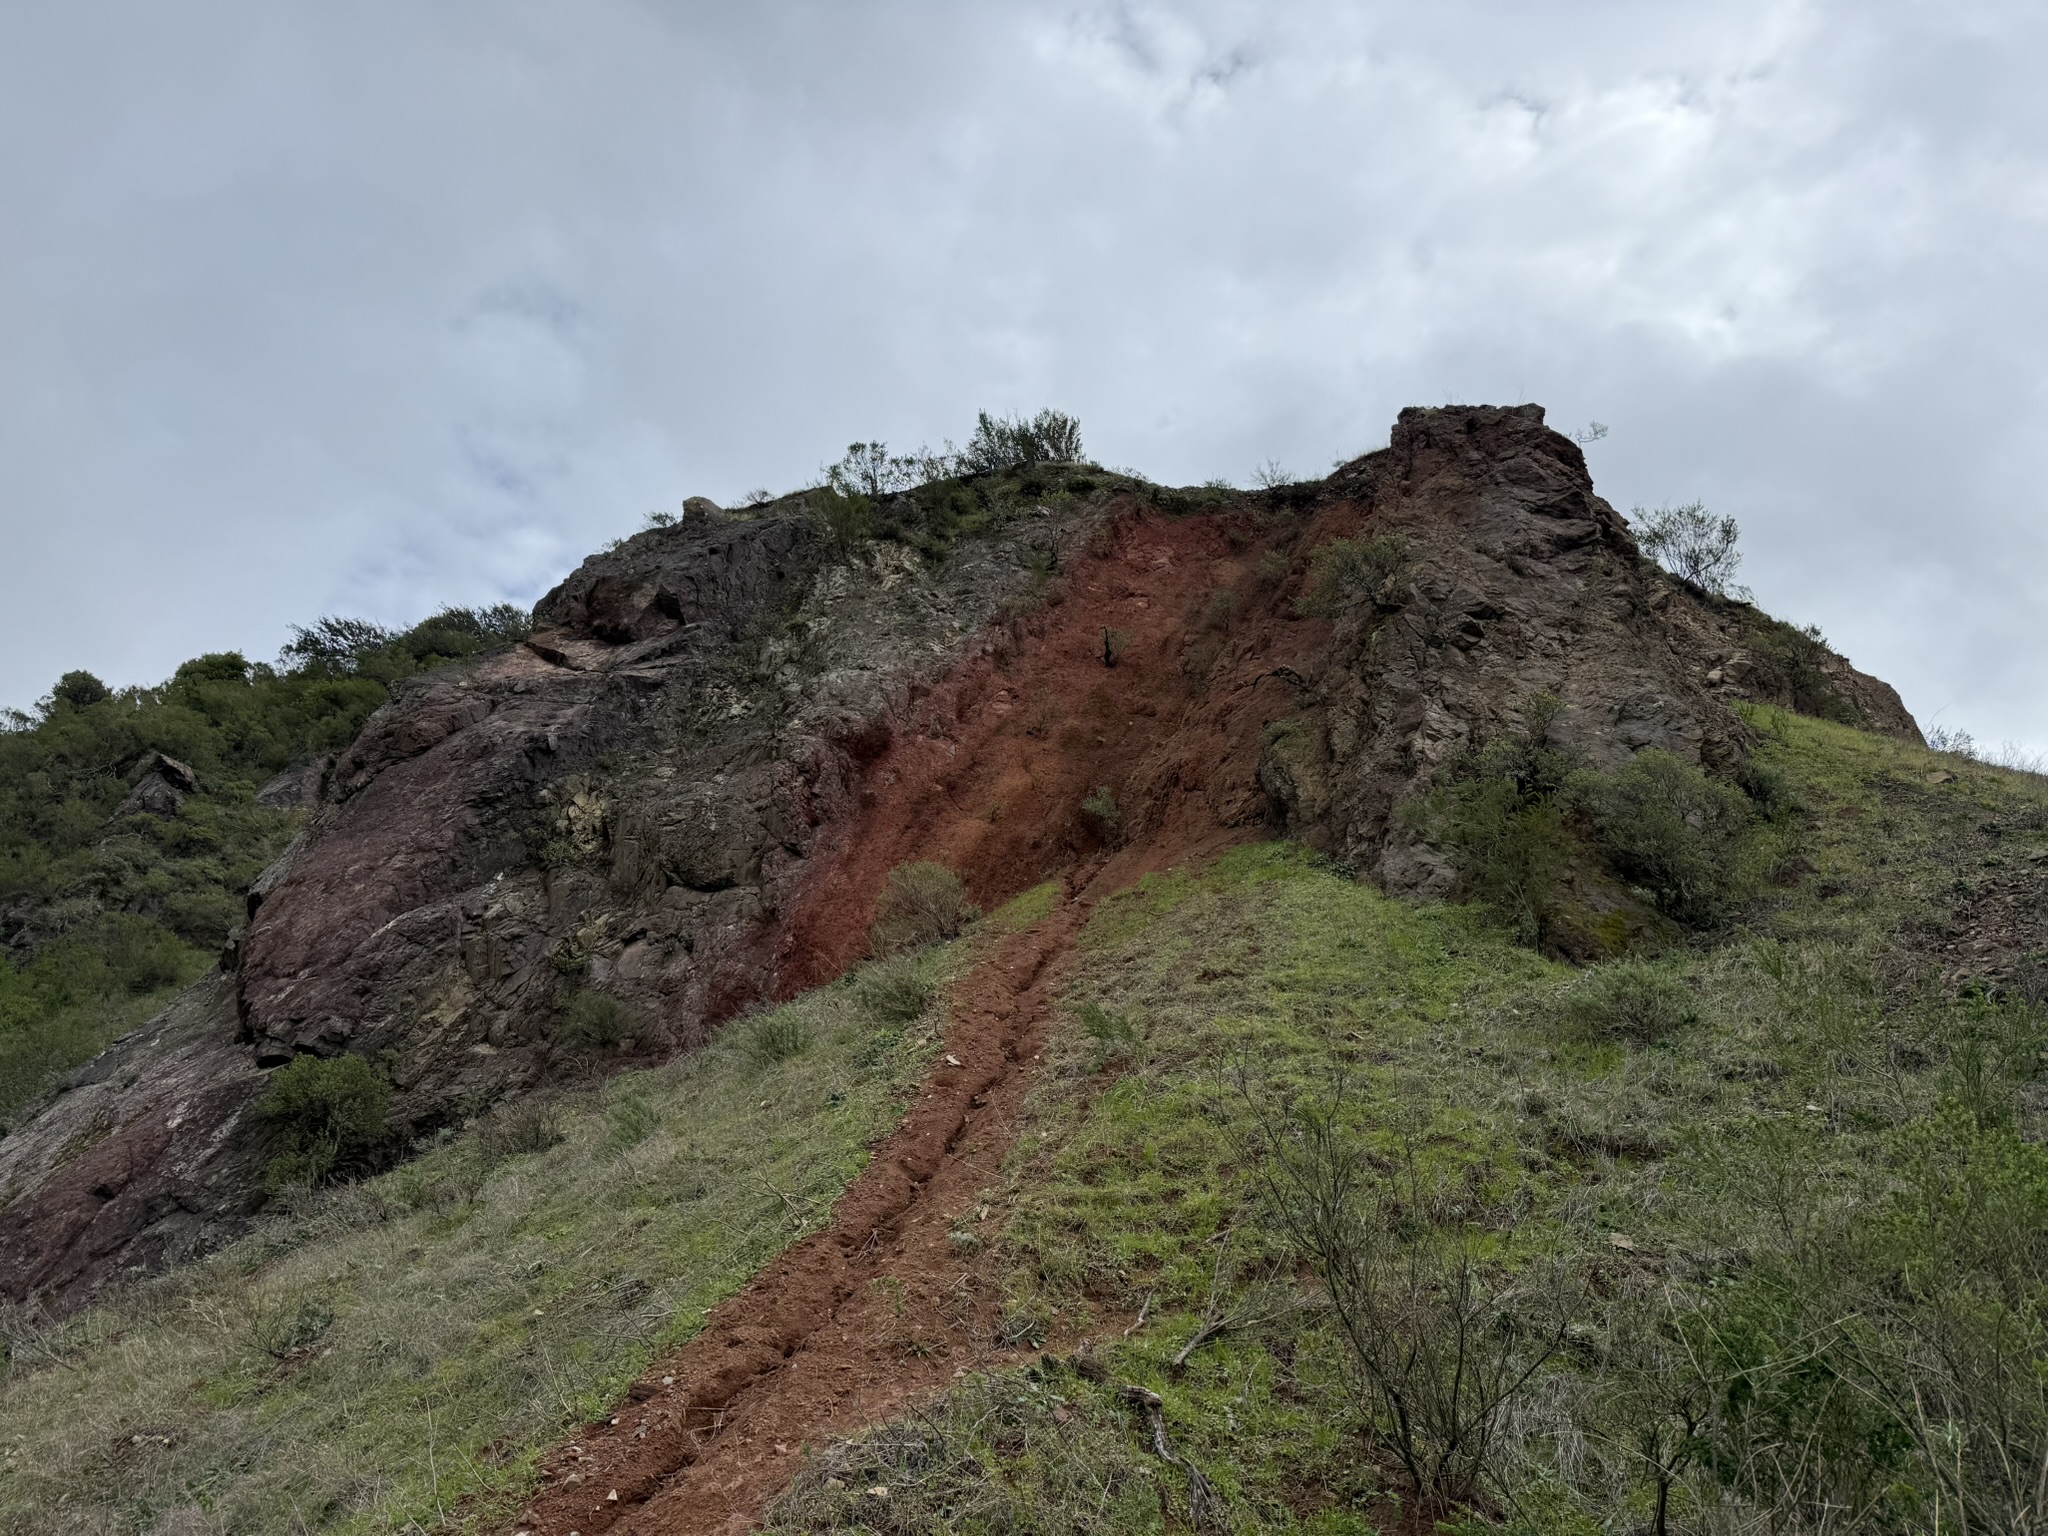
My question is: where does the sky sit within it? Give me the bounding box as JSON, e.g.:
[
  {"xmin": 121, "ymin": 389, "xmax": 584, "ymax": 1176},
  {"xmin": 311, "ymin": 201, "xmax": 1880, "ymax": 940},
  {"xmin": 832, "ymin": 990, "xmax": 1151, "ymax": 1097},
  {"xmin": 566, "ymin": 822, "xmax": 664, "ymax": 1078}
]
[{"xmin": 2, "ymin": 1, "xmax": 2044, "ymax": 751}]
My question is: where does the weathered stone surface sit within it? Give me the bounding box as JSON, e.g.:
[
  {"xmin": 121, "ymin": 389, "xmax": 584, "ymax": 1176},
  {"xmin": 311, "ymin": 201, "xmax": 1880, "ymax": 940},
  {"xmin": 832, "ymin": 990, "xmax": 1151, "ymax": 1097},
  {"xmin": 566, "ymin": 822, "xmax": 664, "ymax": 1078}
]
[
  {"xmin": 254, "ymin": 758, "xmax": 328, "ymax": 810},
  {"xmin": 115, "ymin": 752, "xmax": 199, "ymax": 818},
  {"xmin": 0, "ymin": 405, "xmax": 1917, "ymax": 1312},
  {"xmin": 1256, "ymin": 405, "xmax": 1917, "ymax": 896}
]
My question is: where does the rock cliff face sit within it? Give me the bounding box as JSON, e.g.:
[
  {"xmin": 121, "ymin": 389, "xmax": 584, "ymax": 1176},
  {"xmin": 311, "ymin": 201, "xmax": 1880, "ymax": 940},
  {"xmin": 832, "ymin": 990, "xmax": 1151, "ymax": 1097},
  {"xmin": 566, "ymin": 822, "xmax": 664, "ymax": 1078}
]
[{"xmin": 0, "ymin": 404, "xmax": 1917, "ymax": 1310}]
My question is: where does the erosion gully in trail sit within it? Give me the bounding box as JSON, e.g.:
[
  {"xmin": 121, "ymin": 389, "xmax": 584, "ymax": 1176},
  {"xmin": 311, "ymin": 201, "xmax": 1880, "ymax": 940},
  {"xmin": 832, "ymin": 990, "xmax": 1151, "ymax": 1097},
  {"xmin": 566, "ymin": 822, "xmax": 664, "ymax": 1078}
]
[
  {"xmin": 506, "ymin": 511, "xmax": 1309, "ymax": 1535},
  {"xmin": 509, "ymin": 890, "xmax": 1075, "ymax": 1536}
]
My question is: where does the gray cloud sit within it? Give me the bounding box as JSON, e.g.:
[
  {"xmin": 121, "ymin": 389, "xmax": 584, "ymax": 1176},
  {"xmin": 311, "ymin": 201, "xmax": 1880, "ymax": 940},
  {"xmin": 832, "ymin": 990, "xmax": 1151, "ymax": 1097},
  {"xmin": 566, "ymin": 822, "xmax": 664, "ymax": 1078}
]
[{"xmin": 2, "ymin": 0, "xmax": 2042, "ymax": 749}]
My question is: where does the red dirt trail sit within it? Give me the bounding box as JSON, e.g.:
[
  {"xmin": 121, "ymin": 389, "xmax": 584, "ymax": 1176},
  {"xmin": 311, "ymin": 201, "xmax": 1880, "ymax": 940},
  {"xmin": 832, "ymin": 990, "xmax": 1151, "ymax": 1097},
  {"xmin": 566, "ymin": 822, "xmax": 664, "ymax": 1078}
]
[{"xmin": 502, "ymin": 498, "xmax": 1352, "ymax": 1536}]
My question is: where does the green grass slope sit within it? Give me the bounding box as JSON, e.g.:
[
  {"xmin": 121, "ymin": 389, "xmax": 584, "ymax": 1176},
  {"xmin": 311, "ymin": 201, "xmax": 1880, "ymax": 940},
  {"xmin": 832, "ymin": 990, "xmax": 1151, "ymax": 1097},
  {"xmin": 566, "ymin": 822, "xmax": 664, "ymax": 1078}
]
[
  {"xmin": 769, "ymin": 714, "xmax": 2048, "ymax": 1535},
  {"xmin": 0, "ymin": 939, "xmax": 967, "ymax": 1535}
]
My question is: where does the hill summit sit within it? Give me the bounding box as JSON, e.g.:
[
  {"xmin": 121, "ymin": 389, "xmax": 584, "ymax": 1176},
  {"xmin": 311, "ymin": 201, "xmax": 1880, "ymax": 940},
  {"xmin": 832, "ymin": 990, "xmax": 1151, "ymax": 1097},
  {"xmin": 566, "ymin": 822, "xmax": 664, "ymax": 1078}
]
[{"xmin": 8, "ymin": 405, "xmax": 2038, "ymax": 1536}]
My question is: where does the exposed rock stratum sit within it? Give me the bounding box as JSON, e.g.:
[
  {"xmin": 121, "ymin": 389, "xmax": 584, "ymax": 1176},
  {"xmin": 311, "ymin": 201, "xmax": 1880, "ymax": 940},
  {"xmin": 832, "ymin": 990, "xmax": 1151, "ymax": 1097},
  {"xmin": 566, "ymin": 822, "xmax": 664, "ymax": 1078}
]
[{"xmin": 0, "ymin": 404, "xmax": 1916, "ymax": 1310}]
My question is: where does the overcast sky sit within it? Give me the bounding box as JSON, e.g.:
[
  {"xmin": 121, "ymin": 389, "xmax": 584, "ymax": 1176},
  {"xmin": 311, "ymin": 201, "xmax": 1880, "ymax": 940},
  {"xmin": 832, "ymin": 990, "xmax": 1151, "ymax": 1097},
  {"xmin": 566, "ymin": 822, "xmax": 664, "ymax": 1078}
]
[{"xmin": 2, "ymin": 2, "xmax": 2043, "ymax": 750}]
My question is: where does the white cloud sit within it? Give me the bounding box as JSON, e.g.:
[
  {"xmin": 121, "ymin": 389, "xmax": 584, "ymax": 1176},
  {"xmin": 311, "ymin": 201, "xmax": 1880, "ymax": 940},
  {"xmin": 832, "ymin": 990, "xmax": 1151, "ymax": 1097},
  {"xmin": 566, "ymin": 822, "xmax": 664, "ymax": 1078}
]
[{"xmin": 0, "ymin": 0, "xmax": 2042, "ymax": 748}]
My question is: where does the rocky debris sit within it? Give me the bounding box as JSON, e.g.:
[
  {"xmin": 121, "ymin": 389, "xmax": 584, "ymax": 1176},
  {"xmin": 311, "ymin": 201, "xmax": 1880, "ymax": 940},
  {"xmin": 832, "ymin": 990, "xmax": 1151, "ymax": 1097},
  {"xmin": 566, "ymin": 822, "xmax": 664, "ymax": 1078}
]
[
  {"xmin": 114, "ymin": 753, "xmax": 198, "ymax": 818},
  {"xmin": 682, "ymin": 496, "xmax": 721, "ymax": 519},
  {"xmin": 0, "ymin": 404, "xmax": 1919, "ymax": 1313}
]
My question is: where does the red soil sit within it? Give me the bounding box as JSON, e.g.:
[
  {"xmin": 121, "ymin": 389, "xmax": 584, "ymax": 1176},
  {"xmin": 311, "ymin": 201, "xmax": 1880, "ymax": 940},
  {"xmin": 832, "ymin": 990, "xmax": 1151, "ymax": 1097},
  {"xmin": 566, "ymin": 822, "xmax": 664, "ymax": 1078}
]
[
  {"xmin": 503, "ymin": 501, "xmax": 1342, "ymax": 1536},
  {"xmin": 778, "ymin": 501, "xmax": 1335, "ymax": 985}
]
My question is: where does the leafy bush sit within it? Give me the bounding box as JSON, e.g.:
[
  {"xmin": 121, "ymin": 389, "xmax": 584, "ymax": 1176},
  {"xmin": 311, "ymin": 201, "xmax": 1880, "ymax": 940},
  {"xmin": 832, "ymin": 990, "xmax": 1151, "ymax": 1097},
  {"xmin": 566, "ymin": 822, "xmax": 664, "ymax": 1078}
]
[
  {"xmin": 258, "ymin": 1053, "xmax": 393, "ymax": 1189},
  {"xmin": 1433, "ymin": 696, "xmax": 1578, "ymax": 946},
  {"xmin": 869, "ymin": 862, "xmax": 978, "ymax": 955},
  {"xmin": 553, "ymin": 990, "xmax": 639, "ymax": 1050},
  {"xmin": 1578, "ymin": 749, "xmax": 1756, "ymax": 925},
  {"xmin": 741, "ymin": 1007, "xmax": 813, "ymax": 1065},
  {"xmin": 1080, "ymin": 786, "xmax": 1121, "ymax": 840},
  {"xmin": 855, "ymin": 957, "xmax": 937, "ymax": 1025},
  {"xmin": 958, "ymin": 409, "xmax": 1084, "ymax": 474},
  {"xmin": 1632, "ymin": 500, "xmax": 1751, "ymax": 599},
  {"xmin": 1296, "ymin": 533, "xmax": 1410, "ymax": 617},
  {"xmin": 809, "ymin": 486, "xmax": 874, "ymax": 547},
  {"xmin": 1562, "ymin": 962, "xmax": 1699, "ymax": 1044},
  {"xmin": 1441, "ymin": 776, "xmax": 1575, "ymax": 947}
]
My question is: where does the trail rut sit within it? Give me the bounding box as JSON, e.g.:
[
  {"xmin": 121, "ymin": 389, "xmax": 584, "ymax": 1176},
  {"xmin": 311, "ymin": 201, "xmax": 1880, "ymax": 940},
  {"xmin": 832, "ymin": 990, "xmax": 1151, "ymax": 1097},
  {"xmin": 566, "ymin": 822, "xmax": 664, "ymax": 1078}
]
[{"xmin": 509, "ymin": 882, "xmax": 1095, "ymax": 1536}]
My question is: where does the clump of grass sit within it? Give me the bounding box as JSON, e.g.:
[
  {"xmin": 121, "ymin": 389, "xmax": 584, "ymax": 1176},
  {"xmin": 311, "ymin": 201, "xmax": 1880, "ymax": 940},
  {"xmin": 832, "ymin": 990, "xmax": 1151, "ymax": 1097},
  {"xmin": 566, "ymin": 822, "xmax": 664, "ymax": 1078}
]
[
  {"xmin": 856, "ymin": 955, "xmax": 939, "ymax": 1025},
  {"xmin": 765, "ymin": 1368, "xmax": 1161, "ymax": 1534},
  {"xmin": 1561, "ymin": 961, "xmax": 1700, "ymax": 1045},
  {"xmin": 553, "ymin": 989, "xmax": 640, "ymax": 1050},
  {"xmin": 870, "ymin": 861, "xmax": 978, "ymax": 955},
  {"xmin": 741, "ymin": 1005, "xmax": 813, "ymax": 1065},
  {"xmin": 605, "ymin": 1093, "xmax": 660, "ymax": 1153},
  {"xmin": 474, "ymin": 1097, "xmax": 565, "ymax": 1164}
]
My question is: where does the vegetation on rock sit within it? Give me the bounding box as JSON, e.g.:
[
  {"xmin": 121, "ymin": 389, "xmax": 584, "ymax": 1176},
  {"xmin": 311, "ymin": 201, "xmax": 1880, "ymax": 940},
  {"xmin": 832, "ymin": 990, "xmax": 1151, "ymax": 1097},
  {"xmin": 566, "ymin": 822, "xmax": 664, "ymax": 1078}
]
[{"xmin": 0, "ymin": 604, "xmax": 529, "ymax": 1126}]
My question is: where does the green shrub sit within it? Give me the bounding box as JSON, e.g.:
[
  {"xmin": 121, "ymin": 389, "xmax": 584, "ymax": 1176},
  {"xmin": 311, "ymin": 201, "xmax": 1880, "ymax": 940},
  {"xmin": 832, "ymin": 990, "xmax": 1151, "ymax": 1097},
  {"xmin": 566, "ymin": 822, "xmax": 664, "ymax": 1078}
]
[
  {"xmin": 809, "ymin": 487, "xmax": 874, "ymax": 547},
  {"xmin": 1078, "ymin": 1002, "xmax": 1138, "ymax": 1068},
  {"xmin": 855, "ymin": 957, "xmax": 937, "ymax": 1025},
  {"xmin": 1441, "ymin": 776, "xmax": 1575, "ymax": 947},
  {"xmin": 1737, "ymin": 756, "xmax": 1802, "ymax": 822},
  {"xmin": 958, "ymin": 408, "xmax": 1084, "ymax": 474},
  {"xmin": 869, "ymin": 862, "xmax": 977, "ymax": 955},
  {"xmin": 1562, "ymin": 962, "xmax": 1699, "ymax": 1044},
  {"xmin": 1080, "ymin": 786, "xmax": 1121, "ymax": 840},
  {"xmin": 246, "ymin": 1297, "xmax": 335, "ymax": 1361},
  {"xmin": 1296, "ymin": 533, "xmax": 1410, "ymax": 617},
  {"xmin": 1433, "ymin": 696, "xmax": 1579, "ymax": 946},
  {"xmin": 741, "ymin": 1007, "xmax": 813, "ymax": 1065},
  {"xmin": 258, "ymin": 1053, "xmax": 392, "ymax": 1189},
  {"xmin": 553, "ymin": 990, "xmax": 639, "ymax": 1050},
  {"xmin": 1577, "ymin": 749, "xmax": 1756, "ymax": 925}
]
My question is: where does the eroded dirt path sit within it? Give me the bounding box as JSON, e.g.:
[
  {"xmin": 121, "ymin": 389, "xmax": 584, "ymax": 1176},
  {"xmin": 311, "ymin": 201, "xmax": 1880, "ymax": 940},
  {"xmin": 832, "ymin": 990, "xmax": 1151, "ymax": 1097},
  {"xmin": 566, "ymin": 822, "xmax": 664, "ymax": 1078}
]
[{"xmin": 508, "ymin": 885, "xmax": 1094, "ymax": 1536}]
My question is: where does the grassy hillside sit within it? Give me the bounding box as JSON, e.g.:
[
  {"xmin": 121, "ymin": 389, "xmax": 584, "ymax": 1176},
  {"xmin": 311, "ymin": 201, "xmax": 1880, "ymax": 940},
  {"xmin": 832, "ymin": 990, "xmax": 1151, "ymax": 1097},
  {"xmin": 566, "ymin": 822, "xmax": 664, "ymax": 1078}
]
[
  {"xmin": 0, "ymin": 935, "xmax": 973, "ymax": 1534},
  {"xmin": 3, "ymin": 707, "xmax": 2042, "ymax": 1534},
  {"xmin": 769, "ymin": 713, "xmax": 2048, "ymax": 1535},
  {"xmin": 0, "ymin": 607, "xmax": 526, "ymax": 1125}
]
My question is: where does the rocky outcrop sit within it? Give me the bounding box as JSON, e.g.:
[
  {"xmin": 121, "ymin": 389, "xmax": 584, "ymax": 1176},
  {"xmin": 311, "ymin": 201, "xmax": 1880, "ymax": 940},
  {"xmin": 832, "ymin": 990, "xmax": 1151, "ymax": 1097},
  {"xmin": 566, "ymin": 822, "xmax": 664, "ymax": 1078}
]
[
  {"xmin": 0, "ymin": 404, "xmax": 1916, "ymax": 1311},
  {"xmin": 115, "ymin": 752, "xmax": 199, "ymax": 818},
  {"xmin": 1253, "ymin": 405, "xmax": 1917, "ymax": 897}
]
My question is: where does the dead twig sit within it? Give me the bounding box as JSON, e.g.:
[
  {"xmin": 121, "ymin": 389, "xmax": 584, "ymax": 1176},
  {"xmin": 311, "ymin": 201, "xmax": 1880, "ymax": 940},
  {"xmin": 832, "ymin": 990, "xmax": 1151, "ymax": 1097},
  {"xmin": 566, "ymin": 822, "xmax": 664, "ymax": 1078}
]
[
  {"xmin": 1123, "ymin": 1288, "xmax": 1155, "ymax": 1338},
  {"xmin": 1118, "ymin": 1384, "xmax": 1222, "ymax": 1529}
]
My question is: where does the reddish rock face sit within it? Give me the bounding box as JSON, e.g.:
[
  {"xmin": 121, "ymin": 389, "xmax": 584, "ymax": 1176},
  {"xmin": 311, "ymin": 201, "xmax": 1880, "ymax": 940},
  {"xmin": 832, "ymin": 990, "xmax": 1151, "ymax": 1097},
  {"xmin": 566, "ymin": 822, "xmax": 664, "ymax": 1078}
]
[{"xmin": 0, "ymin": 405, "xmax": 1918, "ymax": 1312}]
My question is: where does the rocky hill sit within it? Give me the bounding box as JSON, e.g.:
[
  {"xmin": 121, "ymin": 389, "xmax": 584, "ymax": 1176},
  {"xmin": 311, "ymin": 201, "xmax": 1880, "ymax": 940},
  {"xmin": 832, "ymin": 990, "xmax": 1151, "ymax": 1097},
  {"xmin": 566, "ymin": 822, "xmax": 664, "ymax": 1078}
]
[{"xmin": 0, "ymin": 403, "xmax": 1918, "ymax": 1314}]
